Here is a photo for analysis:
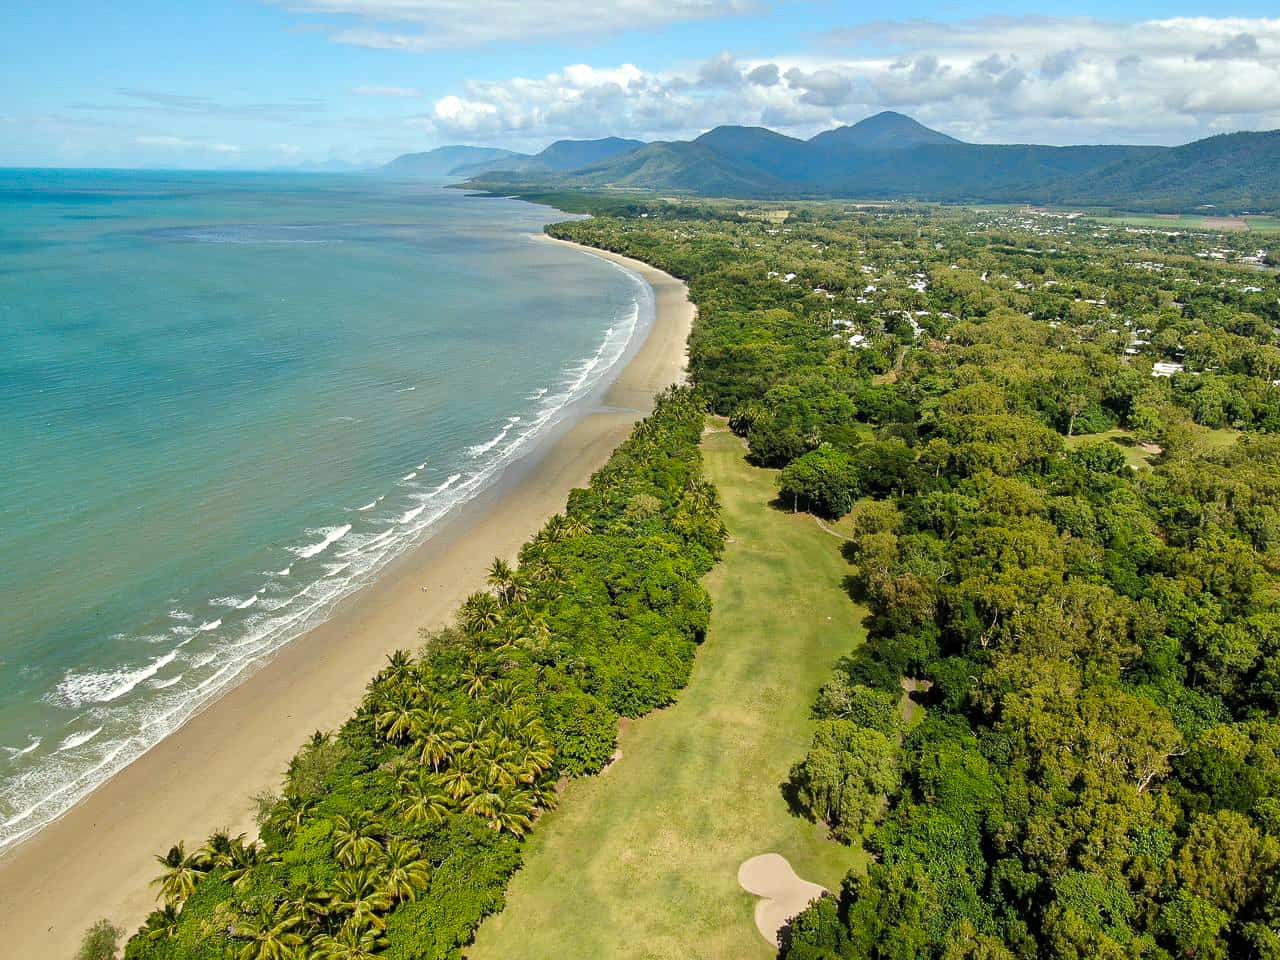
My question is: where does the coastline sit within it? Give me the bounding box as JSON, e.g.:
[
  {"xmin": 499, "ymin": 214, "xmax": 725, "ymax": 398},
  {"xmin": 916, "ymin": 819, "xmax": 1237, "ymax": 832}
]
[{"xmin": 0, "ymin": 235, "xmax": 694, "ymax": 955}]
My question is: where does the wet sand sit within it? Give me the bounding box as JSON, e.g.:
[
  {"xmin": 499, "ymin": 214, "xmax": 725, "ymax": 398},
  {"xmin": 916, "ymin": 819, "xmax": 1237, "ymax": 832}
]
[{"xmin": 0, "ymin": 236, "xmax": 693, "ymax": 955}]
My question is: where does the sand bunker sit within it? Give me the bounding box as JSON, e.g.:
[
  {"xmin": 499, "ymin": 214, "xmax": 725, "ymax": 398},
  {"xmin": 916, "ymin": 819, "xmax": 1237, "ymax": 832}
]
[{"xmin": 738, "ymin": 853, "xmax": 828, "ymax": 946}]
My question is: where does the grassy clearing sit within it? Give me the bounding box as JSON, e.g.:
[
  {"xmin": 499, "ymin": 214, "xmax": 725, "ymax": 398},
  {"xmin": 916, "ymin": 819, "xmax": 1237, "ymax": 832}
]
[
  {"xmin": 1064, "ymin": 428, "xmax": 1159, "ymax": 469},
  {"xmin": 467, "ymin": 428, "xmax": 866, "ymax": 960},
  {"xmin": 1063, "ymin": 425, "xmax": 1240, "ymax": 470},
  {"xmin": 1087, "ymin": 212, "xmax": 1280, "ymax": 234}
]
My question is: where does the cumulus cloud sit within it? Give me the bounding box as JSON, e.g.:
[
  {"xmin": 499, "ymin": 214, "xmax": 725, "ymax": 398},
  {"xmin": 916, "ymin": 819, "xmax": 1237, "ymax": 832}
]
[
  {"xmin": 1195, "ymin": 33, "xmax": 1261, "ymax": 60},
  {"xmin": 784, "ymin": 68, "xmax": 854, "ymax": 107},
  {"xmin": 409, "ymin": 16, "xmax": 1280, "ymax": 150},
  {"xmin": 275, "ymin": 0, "xmax": 761, "ymax": 50},
  {"xmin": 747, "ymin": 63, "xmax": 780, "ymax": 87}
]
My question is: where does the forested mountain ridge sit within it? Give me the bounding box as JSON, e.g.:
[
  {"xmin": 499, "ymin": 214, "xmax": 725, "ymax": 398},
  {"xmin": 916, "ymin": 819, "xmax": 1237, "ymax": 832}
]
[{"xmin": 461, "ymin": 113, "xmax": 1280, "ymax": 212}]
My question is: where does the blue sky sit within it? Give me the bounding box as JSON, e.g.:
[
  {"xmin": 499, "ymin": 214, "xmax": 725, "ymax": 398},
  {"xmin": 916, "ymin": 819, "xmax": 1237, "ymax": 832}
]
[{"xmin": 3, "ymin": 1, "xmax": 1279, "ymax": 168}]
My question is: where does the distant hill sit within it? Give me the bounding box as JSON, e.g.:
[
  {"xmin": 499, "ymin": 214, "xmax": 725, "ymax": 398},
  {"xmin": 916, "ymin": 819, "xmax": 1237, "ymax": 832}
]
[
  {"xmin": 1060, "ymin": 129, "xmax": 1280, "ymax": 210},
  {"xmin": 536, "ymin": 137, "xmax": 646, "ymax": 171},
  {"xmin": 382, "ymin": 146, "xmax": 528, "ymax": 178},
  {"xmin": 452, "ymin": 113, "xmax": 1280, "ymax": 212},
  {"xmin": 458, "ymin": 137, "xmax": 648, "ymax": 178},
  {"xmin": 808, "ymin": 111, "xmax": 961, "ymax": 151},
  {"xmin": 569, "ymin": 141, "xmax": 790, "ymax": 195}
]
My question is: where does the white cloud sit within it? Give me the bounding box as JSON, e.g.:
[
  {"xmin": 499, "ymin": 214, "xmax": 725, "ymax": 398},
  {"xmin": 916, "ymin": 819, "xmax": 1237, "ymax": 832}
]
[
  {"xmin": 275, "ymin": 0, "xmax": 760, "ymax": 50},
  {"xmin": 412, "ymin": 16, "xmax": 1280, "ymax": 149},
  {"xmin": 352, "ymin": 85, "xmax": 422, "ymax": 97}
]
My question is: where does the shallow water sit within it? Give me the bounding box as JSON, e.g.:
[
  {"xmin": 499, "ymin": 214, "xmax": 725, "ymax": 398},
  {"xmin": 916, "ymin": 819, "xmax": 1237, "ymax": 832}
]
[{"xmin": 0, "ymin": 169, "xmax": 648, "ymax": 849}]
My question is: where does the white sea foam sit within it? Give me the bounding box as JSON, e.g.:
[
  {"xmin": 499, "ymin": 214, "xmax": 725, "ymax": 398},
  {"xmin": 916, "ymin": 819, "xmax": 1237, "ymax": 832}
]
[
  {"xmin": 50, "ymin": 650, "xmax": 182, "ymax": 708},
  {"xmin": 197, "ymin": 619, "xmax": 221, "ymax": 632},
  {"xmin": 151, "ymin": 675, "xmax": 183, "ymax": 690},
  {"xmin": 168, "ymin": 609, "xmax": 193, "ymax": 621},
  {"xmin": 2, "ymin": 737, "xmax": 41, "ymax": 759},
  {"xmin": 275, "ymin": 565, "xmax": 292, "ymax": 576},
  {"xmin": 402, "ymin": 472, "xmax": 417, "ymax": 481},
  {"xmin": 293, "ymin": 524, "xmax": 351, "ymax": 559},
  {"xmin": 356, "ymin": 499, "xmax": 379, "ymax": 511},
  {"xmin": 468, "ymin": 426, "xmax": 511, "ymax": 457},
  {"xmin": 397, "ymin": 386, "xmax": 417, "ymax": 393},
  {"xmin": 56, "ymin": 727, "xmax": 103, "ymax": 752},
  {"xmin": 237, "ymin": 594, "xmax": 259, "ymax": 610}
]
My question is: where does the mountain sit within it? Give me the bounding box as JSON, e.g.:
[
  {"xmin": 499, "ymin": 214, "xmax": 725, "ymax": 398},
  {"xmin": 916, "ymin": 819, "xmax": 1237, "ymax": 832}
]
[
  {"xmin": 536, "ymin": 137, "xmax": 646, "ymax": 171},
  {"xmin": 567, "ymin": 141, "xmax": 789, "ymax": 195},
  {"xmin": 1062, "ymin": 129, "xmax": 1280, "ymax": 210},
  {"xmin": 808, "ymin": 111, "xmax": 961, "ymax": 151},
  {"xmin": 382, "ymin": 146, "xmax": 528, "ymax": 178},
  {"xmin": 458, "ymin": 137, "xmax": 647, "ymax": 177},
  {"xmin": 458, "ymin": 113, "xmax": 1280, "ymax": 212},
  {"xmin": 693, "ymin": 126, "xmax": 810, "ymax": 181}
]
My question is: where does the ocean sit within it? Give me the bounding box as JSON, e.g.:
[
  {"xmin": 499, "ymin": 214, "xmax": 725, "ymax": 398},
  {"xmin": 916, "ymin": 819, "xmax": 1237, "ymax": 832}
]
[{"xmin": 0, "ymin": 169, "xmax": 650, "ymax": 850}]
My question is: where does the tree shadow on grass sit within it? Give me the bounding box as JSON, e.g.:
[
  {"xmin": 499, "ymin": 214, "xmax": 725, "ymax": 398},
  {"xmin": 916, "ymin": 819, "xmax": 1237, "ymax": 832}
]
[
  {"xmin": 768, "ymin": 493, "xmax": 801, "ymax": 515},
  {"xmin": 778, "ymin": 770, "xmax": 817, "ymax": 824}
]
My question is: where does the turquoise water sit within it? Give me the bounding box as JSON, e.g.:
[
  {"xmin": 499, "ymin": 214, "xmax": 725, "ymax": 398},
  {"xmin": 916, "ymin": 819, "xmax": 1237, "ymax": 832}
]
[{"xmin": 0, "ymin": 170, "xmax": 649, "ymax": 848}]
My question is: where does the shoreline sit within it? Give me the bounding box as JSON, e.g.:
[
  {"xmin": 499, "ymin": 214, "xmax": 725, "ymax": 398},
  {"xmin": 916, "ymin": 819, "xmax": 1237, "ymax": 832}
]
[{"xmin": 0, "ymin": 235, "xmax": 694, "ymax": 955}]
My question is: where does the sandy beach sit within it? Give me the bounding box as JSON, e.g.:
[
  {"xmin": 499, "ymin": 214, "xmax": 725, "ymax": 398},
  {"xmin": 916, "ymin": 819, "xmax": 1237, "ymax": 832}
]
[{"xmin": 0, "ymin": 235, "xmax": 693, "ymax": 956}]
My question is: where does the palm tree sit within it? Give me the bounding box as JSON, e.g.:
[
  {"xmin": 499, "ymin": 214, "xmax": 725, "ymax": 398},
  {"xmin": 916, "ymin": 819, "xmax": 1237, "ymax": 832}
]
[
  {"xmin": 563, "ymin": 514, "xmax": 592, "ymax": 538},
  {"xmin": 460, "ymin": 592, "xmax": 502, "ymax": 635},
  {"xmin": 487, "ymin": 678, "xmax": 530, "ymax": 709},
  {"xmin": 494, "ymin": 703, "xmax": 542, "ymax": 738},
  {"xmin": 197, "ymin": 829, "xmax": 237, "ymax": 868},
  {"xmin": 486, "ymin": 557, "xmax": 522, "ymax": 604},
  {"xmin": 311, "ymin": 921, "xmax": 386, "ymax": 960},
  {"xmin": 461, "ymin": 661, "xmax": 495, "ymax": 699},
  {"xmin": 232, "ymin": 901, "xmax": 304, "ymax": 960},
  {"xmin": 379, "ymin": 838, "xmax": 432, "ymax": 902},
  {"xmin": 511, "ymin": 742, "xmax": 555, "ymax": 785},
  {"xmin": 151, "ymin": 842, "xmax": 206, "ymax": 905},
  {"xmin": 270, "ymin": 793, "xmax": 315, "ymax": 839},
  {"xmin": 141, "ymin": 904, "xmax": 181, "ymax": 942},
  {"xmin": 542, "ymin": 513, "xmax": 571, "ymax": 543},
  {"xmin": 380, "ymin": 649, "xmax": 415, "ymax": 689},
  {"xmin": 683, "ymin": 478, "xmax": 719, "ymax": 514},
  {"xmin": 490, "ymin": 789, "xmax": 537, "ymax": 836},
  {"xmin": 326, "ymin": 868, "xmax": 392, "ymax": 931},
  {"xmin": 414, "ymin": 724, "xmax": 457, "ymax": 772},
  {"xmin": 373, "ymin": 689, "xmax": 425, "ymax": 744},
  {"xmin": 396, "ymin": 772, "xmax": 451, "ymax": 825},
  {"xmin": 223, "ymin": 837, "xmax": 261, "ymax": 890},
  {"xmin": 461, "ymin": 789, "xmax": 504, "ymax": 822},
  {"xmin": 331, "ymin": 812, "xmax": 383, "ymax": 867},
  {"xmin": 285, "ymin": 879, "xmax": 331, "ymax": 925},
  {"xmin": 440, "ymin": 765, "xmax": 476, "ymax": 802}
]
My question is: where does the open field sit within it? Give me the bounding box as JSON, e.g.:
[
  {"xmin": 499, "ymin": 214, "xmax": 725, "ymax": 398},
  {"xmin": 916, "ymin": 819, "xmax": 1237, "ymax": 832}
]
[
  {"xmin": 467, "ymin": 427, "xmax": 865, "ymax": 959},
  {"xmin": 1062, "ymin": 425, "xmax": 1240, "ymax": 470},
  {"xmin": 1063, "ymin": 428, "xmax": 1161, "ymax": 469},
  {"xmin": 1088, "ymin": 212, "xmax": 1280, "ymax": 234}
]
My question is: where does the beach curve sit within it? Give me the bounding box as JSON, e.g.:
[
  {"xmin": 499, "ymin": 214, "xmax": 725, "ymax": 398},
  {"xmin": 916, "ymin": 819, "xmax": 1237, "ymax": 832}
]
[{"xmin": 0, "ymin": 234, "xmax": 694, "ymax": 956}]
